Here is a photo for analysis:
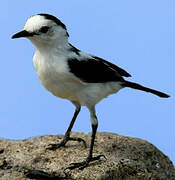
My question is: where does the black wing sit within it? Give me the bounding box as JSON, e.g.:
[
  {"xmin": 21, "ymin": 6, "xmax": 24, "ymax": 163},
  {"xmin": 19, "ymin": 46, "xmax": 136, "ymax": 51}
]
[
  {"xmin": 93, "ymin": 56, "xmax": 131, "ymax": 77},
  {"xmin": 68, "ymin": 56, "xmax": 131, "ymax": 83}
]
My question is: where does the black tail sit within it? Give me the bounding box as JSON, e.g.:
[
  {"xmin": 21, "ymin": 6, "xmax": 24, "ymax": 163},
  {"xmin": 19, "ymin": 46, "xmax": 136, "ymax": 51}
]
[{"xmin": 123, "ymin": 81, "xmax": 170, "ymax": 98}]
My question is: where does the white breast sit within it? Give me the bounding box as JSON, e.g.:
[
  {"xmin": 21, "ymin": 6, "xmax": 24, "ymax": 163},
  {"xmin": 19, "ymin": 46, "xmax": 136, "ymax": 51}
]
[{"xmin": 33, "ymin": 50, "xmax": 84, "ymax": 101}]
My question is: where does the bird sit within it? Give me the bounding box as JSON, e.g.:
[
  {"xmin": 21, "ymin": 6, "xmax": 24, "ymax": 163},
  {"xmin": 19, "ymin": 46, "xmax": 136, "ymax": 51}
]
[{"xmin": 12, "ymin": 13, "xmax": 170, "ymax": 170}]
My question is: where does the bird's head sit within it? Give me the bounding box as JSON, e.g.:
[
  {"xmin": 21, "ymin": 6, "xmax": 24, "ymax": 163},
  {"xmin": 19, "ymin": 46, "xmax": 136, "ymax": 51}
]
[{"xmin": 12, "ymin": 14, "xmax": 69, "ymax": 47}]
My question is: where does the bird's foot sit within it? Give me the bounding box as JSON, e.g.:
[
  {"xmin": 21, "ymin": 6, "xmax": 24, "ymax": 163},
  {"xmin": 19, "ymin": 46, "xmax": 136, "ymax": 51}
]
[
  {"xmin": 47, "ymin": 136, "xmax": 87, "ymax": 150},
  {"xmin": 67, "ymin": 154, "xmax": 106, "ymax": 170}
]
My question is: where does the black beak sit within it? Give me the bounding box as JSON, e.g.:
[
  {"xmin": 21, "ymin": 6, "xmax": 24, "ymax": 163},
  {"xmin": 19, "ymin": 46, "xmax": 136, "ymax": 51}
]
[{"xmin": 11, "ymin": 30, "xmax": 37, "ymax": 39}]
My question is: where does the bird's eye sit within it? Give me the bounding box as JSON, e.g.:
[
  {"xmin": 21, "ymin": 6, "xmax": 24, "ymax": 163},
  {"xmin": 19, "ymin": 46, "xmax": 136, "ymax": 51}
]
[{"xmin": 39, "ymin": 26, "xmax": 49, "ymax": 33}]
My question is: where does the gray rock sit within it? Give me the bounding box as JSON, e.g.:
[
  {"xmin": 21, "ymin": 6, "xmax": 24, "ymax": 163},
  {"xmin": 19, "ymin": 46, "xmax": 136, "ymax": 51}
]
[{"xmin": 0, "ymin": 132, "xmax": 174, "ymax": 180}]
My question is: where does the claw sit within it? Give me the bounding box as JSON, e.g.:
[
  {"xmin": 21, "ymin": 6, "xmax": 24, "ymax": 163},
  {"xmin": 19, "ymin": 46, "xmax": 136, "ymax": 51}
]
[
  {"xmin": 68, "ymin": 162, "xmax": 88, "ymax": 170},
  {"xmin": 46, "ymin": 136, "xmax": 87, "ymax": 150},
  {"xmin": 66, "ymin": 154, "xmax": 106, "ymax": 170},
  {"xmin": 69, "ymin": 137, "xmax": 87, "ymax": 148},
  {"xmin": 46, "ymin": 143, "xmax": 64, "ymax": 150}
]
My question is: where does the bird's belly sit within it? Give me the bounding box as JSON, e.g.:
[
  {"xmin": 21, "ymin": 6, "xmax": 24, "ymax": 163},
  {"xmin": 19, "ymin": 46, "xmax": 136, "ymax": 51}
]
[
  {"xmin": 34, "ymin": 54, "xmax": 82, "ymax": 101},
  {"xmin": 37, "ymin": 70, "xmax": 82, "ymax": 101},
  {"xmin": 78, "ymin": 82, "xmax": 123, "ymax": 106},
  {"xmin": 37, "ymin": 69, "xmax": 123, "ymax": 105}
]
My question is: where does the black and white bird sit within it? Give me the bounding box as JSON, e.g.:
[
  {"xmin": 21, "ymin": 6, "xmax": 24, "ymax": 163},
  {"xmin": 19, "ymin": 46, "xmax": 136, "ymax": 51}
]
[{"xmin": 12, "ymin": 14, "xmax": 170, "ymax": 170}]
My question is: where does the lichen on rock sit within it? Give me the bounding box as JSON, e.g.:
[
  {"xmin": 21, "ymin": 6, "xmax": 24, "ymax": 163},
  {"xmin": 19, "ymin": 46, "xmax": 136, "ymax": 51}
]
[{"xmin": 0, "ymin": 132, "xmax": 174, "ymax": 180}]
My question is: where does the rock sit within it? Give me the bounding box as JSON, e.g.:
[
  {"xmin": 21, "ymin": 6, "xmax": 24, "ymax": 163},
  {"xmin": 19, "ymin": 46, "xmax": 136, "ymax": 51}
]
[{"xmin": 0, "ymin": 132, "xmax": 174, "ymax": 180}]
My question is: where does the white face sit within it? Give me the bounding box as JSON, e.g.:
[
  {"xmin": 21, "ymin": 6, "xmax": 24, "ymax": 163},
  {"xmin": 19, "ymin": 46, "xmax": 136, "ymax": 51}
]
[
  {"xmin": 24, "ymin": 15, "xmax": 57, "ymax": 42},
  {"xmin": 12, "ymin": 14, "xmax": 68, "ymax": 46}
]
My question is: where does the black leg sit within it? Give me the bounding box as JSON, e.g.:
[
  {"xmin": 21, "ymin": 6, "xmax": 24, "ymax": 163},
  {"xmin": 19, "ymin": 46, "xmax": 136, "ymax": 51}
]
[
  {"xmin": 67, "ymin": 110, "xmax": 106, "ymax": 170},
  {"xmin": 47, "ymin": 103, "xmax": 86, "ymax": 150}
]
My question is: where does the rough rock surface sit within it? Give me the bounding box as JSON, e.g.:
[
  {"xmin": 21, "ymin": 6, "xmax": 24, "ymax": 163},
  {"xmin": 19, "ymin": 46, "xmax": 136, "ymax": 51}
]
[{"xmin": 0, "ymin": 132, "xmax": 174, "ymax": 180}]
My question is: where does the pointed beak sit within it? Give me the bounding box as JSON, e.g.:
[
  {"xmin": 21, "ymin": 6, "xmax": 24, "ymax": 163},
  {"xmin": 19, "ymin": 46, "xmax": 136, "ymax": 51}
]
[{"xmin": 11, "ymin": 30, "xmax": 36, "ymax": 39}]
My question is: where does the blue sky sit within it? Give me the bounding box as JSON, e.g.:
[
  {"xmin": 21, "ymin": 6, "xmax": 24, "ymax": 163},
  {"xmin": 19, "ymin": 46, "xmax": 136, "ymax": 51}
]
[{"xmin": 0, "ymin": 1, "xmax": 174, "ymax": 164}]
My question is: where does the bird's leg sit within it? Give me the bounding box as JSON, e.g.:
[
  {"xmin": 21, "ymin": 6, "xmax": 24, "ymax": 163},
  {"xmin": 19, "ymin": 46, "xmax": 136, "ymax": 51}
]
[
  {"xmin": 67, "ymin": 107, "xmax": 105, "ymax": 170},
  {"xmin": 47, "ymin": 103, "xmax": 86, "ymax": 150}
]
